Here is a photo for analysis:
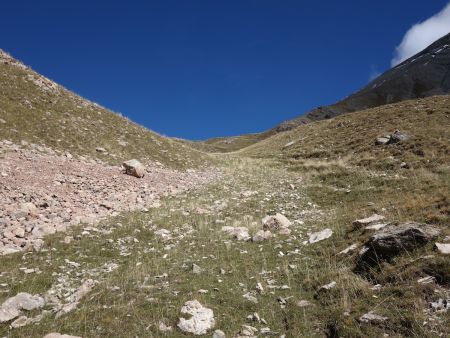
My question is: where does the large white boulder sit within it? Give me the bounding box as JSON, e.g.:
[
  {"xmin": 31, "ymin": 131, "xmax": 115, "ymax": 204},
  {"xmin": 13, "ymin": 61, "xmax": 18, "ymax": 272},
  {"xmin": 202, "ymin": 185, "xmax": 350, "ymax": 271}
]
[{"xmin": 123, "ymin": 159, "xmax": 146, "ymax": 178}]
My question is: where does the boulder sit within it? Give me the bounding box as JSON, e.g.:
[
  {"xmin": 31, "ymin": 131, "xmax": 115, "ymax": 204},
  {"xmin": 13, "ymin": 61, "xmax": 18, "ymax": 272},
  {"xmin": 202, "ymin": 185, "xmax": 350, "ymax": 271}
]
[
  {"xmin": 262, "ymin": 213, "xmax": 291, "ymax": 231},
  {"xmin": 123, "ymin": 159, "xmax": 146, "ymax": 178},
  {"xmin": 357, "ymin": 222, "xmax": 440, "ymax": 268},
  {"xmin": 0, "ymin": 292, "xmax": 45, "ymax": 323},
  {"xmin": 177, "ymin": 300, "xmax": 215, "ymax": 335}
]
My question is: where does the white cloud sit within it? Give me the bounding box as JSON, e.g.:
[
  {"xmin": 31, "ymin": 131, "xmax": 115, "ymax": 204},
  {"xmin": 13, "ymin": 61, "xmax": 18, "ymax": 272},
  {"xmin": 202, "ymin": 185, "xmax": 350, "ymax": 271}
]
[{"xmin": 391, "ymin": 2, "xmax": 450, "ymax": 66}]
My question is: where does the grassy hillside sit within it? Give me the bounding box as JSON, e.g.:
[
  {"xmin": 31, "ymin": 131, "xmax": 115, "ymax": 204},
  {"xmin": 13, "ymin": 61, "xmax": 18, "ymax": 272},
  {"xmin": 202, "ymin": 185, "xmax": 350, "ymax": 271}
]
[
  {"xmin": 0, "ymin": 50, "xmax": 210, "ymax": 169},
  {"xmin": 243, "ymin": 95, "xmax": 450, "ymax": 170},
  {"xmin": 187, "ymin": 130, "xmax": 274, "ymax": 153}
]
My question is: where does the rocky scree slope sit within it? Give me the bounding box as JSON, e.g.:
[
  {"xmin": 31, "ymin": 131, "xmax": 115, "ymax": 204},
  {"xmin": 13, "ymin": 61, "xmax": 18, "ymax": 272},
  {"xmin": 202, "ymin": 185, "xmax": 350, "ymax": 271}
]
[{"xmin": 0, "ymin": 50, "xmax": 210, "ymax": 170}]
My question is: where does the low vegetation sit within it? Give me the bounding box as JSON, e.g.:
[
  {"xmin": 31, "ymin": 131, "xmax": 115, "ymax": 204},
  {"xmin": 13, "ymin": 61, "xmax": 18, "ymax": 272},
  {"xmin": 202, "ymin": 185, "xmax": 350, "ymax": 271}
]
[
  {"xmin": 0, "ymin": 53, "xmax": 449, "ymax": 337},
  {"xmin": 0, "ymin": 50, "xmax": 210, "ymax": 170}
]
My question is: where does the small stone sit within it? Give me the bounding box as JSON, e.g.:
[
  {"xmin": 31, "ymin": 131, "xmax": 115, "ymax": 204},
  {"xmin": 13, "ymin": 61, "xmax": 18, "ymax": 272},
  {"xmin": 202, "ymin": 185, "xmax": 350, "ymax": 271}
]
[
  {"xmin": 417, "ymin": 276, "xmax": 435, "ymax": 284},
  {"xmin": 352, "ymin": 214, "xmax": 385, "ymax": 228},
  {"xmin": 338, "ymin": 243, "xmax": 358, "ymax": 255},
  {"xmin": 389, "ymin": 130, "xmax": 409, "ymax": 143},
  {"xmin": 255, "ymin": 282, "xmax": 264, "ymax": 294},
  {"xmin": 364, "ymin": 223, "xmax": 388, "ymax": 231},
  {"xmin": 309, "ymin": 228, "xmax": 333, "ymax": 243},
  {"xmin": 192, "ymin": 264, "xmax": 203, "ymax": 274},
  {"xmin": 319, "ymin": 281, "xmax": 336, "ymax": 291},
  {"xmin": 296, "ymin": 300, "xmax": 313, "ymax": 308},
  {"xmin": 252, "ymin": 230, "xmax": 272, "ymax": 242},
  {"xmin": 43, "ymin": 334, "xmax": 82, "ymax": 338},
  {"xmin": 375, "ymin": 136, "xmax": 390, "ymax": 145},
  {"xmin": 221, "ymin": 226, "xmax": 250, "ymax": 241},
  {"xmin": 243, "ymin": 292, "xmax": 258, "ymax": 304},
  {"xmin": 434, "ymin": 243, "xmax": 450, "ymax": 255},
  {"xmin": 358, "ymin": 311, "xmax": 388, "ymax": 324},
  {"xmin": 213, "ymin": 329, "xmax": 226, "ymax": 338},
  {"xmin": 158, "ymin": 321, "xmax": 173, "ymax": 332},
  {"xmin": 262, "ymin": 213, "xmax": 291, "ymax": 231},
  {"xmin": 239, "ymin": 325, "xmax": 258, "ymax": 337}
]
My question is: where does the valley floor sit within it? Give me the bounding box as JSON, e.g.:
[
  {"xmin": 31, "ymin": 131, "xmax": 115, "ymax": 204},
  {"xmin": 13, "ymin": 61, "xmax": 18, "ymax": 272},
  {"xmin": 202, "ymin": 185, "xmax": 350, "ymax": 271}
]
[{"xmin": 0, "ymin": 153, "xmax": 449, "ymax": 337}]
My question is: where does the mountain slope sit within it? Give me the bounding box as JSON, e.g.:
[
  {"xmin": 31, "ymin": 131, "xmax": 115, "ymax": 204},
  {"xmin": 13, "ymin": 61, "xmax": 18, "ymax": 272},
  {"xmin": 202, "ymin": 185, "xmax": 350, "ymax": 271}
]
[
  {"xmin": 0, "ymin": 50, "xmax": 210, "ymax": 169},
  {"xmin": 242, "ymin": 95, "xmax": 450, "ymax": 170},
  {"xmin": 197, "ymin": 33, "xmax": 450, "ymax": 152},
  {"xmin": 276, "ymin": 32, "xmax": 450, "ymax": 131}
]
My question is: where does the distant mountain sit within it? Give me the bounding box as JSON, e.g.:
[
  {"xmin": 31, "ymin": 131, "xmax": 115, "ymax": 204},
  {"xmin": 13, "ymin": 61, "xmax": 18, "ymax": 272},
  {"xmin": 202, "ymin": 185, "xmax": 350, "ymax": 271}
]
[{"xmin": 275, "ymin": 32, "xmax": 450, "ymax": 131}]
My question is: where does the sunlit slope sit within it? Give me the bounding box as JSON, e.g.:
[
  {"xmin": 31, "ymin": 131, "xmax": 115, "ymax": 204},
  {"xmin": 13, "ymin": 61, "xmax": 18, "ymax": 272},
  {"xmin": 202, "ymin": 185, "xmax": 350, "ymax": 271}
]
[{"xmin": 0, "ymin": 50, "xmax": 210, "ymax": 169}]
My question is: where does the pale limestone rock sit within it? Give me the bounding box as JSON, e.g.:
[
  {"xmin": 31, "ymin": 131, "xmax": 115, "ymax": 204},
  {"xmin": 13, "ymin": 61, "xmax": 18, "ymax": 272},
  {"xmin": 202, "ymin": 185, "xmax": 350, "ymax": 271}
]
[
  {"xmin": 252, "ymin": 230, "xmax": 272, "ymax": 242},
  {"xmin": 338, "ymin": 243, "xmax": 358, "ymax": 255},
  {"xmin": 221, "ymin": 226, "xmax": 250, "ymax": 241},
  {"xmin": 43, "ymin": 334, "xmax": 82, "ymax": 338},
  {"xmin": 434, "ymin": 243, "xmax": 450, "ymax": 255},
  {"xmin": 262, "ymin": 213, "xmax": 291, "ymax": 231},
  {"xmin": 352, "ymin": 214, "xmax": 385, "ymax": 228},
  {"xmin": 123, "ymin": 159, "xmax": 145, "ymax": 178},
  {"xmin": 0, "ymin": 292, "xmax": 45, "ymax": 323},
  {"xmin": 177, "ymin": 300, "xmax": 215, "ymax": 335},
  {"xmin": 213, "ymin": 329, "xmax": 226, "ymax": 338},
  {"xmin": 359, "ymin": 311, "xmax": 388, "ymax": 324},
  {"xmin": 309, "ymin": 228, "xmax": 333, "ymax": 244}
]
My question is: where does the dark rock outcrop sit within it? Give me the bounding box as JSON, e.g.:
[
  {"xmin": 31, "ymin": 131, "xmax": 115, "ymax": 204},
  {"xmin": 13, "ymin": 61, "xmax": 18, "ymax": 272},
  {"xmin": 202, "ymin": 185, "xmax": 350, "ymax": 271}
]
[{"xmin": 356, "ymin": 222, "xmax": 441, "ymax": 271}]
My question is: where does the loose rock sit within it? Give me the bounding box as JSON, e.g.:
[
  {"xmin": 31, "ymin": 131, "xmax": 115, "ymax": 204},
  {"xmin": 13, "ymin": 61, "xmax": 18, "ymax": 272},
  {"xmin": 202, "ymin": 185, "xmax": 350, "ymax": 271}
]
[
  {"xmin": 434, "ymin": 243, "xmax": 450, "ymax": 255},
  {"xmin": 122, "ymin": 159, "xmax": 146, "ymax": 178},
  {"xmin": 177, "ymin": 300, "xmax": 215, "ymax": 335},
  {"xmin": 309, "ymin": 228, "xmax": 333, "ymax": 243}
]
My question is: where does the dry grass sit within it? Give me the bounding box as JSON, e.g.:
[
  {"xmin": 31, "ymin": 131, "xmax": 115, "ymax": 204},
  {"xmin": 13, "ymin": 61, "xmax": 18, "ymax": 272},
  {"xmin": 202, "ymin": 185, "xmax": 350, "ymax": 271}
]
[
  {"xmin": 0, "ymin": 53, "xmax": 211, "ymax": 170},
  {"xmin": 243, "ymin": 95, "xmax": 450, "ymax": 171}
]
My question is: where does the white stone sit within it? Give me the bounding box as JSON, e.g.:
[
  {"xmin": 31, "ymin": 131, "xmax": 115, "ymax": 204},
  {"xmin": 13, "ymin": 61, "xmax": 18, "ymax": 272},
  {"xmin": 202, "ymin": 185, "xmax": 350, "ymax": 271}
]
[
  {"xmin": 43, "ymin": 334, "xmax": 82, "ymax": 338},
  {"xmin": 352, "ymin": 214, "xmax": 385, "ymax": 228},
  {"xmin": 177, "ymin": 300, "xmax": 215, "ymax": 335},
  {"xmin": 221, "ymin": 226, "xmax": 250, "ymax": 241},
  {"xmin": 213, "ymin": 329, "xmax": 226, "ymax": 338},
  {"xmin": 0, "ymin": 292, "xmax": 45, "ymax": 323},
  {"xmin": 252, "ymin": 230, "xmax": 272, "ymax": 242},
  {"xmin": 309, "ymin": 228, "xmax": 333, "ymax": 243},
  {"xmin": 359, "ymin": 311, "xmax": 388, "ymax": 324},
  {"xmin": 338, "ymin": 243, "xmax": 358, "ymax": 255},
  {"xmin": 262, "ymin": 213, "xmax": 291, "ymax": 230},
  {"xmin": 434, "ymin": 243, "xmax": 450, "ymax": 255}
]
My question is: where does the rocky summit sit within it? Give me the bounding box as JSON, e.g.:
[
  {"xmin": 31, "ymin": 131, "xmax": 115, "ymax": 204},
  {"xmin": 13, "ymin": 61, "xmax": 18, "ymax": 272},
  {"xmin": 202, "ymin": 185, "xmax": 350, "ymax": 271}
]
[{"xmin": 0, "ymin": 30, "xmax": 449, "ymax": 338}]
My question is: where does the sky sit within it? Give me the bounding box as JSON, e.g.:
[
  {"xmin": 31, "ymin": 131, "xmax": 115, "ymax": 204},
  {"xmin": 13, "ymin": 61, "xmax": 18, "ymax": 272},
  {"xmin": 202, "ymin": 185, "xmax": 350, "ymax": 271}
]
[{"xmin": 1, "ymin": 1, "xmax": 449, "ymax": 140}]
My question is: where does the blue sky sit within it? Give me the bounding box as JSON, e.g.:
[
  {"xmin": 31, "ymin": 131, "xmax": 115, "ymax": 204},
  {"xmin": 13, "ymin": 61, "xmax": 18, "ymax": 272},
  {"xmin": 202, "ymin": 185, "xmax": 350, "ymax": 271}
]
[{"xmin": 1, "ymin": 1, "xmax": 449, "ymax": 140}]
